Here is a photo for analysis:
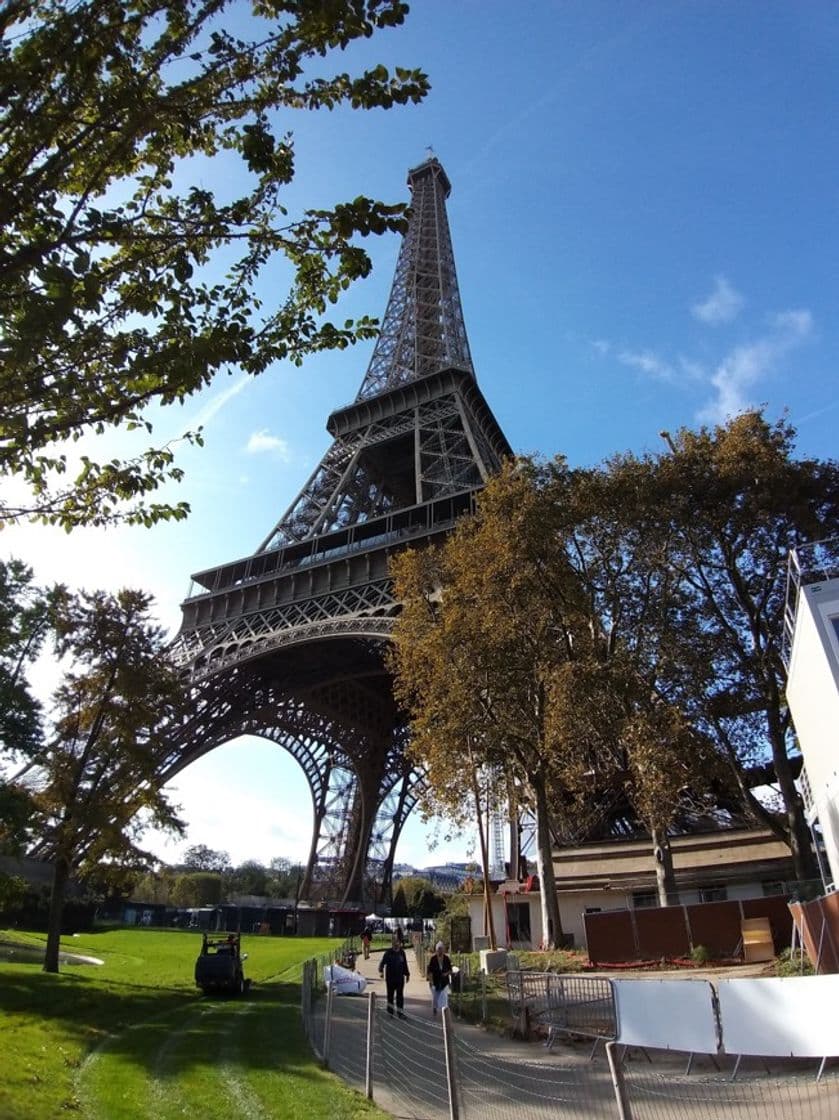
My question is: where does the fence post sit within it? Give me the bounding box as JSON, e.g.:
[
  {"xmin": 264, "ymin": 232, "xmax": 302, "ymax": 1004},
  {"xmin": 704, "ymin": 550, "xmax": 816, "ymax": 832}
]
[
  {"xmin": 365, "ymin": 991, "xmax": 376, "ymax": 1100},
  {"xmin": 606, "ymin": 1041, "xmax": 634, "ymax": 1120},
  {"xmin": 441, "ymin": 1005, "xmax": 461, "ymax": 1120},
  {"xmin": 480, "ymin": 968, "xmax": 487, "ymax": 1024},
  {"xmin": 301, "ymin": 960, "xmax": 310, "ymax": 1033},
  {"xmin": 323, "ymin": 977, "xmax": 335, "ymax": 1068}
]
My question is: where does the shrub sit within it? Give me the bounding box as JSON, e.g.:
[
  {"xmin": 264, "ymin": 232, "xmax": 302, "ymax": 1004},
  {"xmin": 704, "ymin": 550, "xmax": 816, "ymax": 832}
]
[{"xmin": 774, "ymin": 947, "xmax": 814, "ymax": 976}]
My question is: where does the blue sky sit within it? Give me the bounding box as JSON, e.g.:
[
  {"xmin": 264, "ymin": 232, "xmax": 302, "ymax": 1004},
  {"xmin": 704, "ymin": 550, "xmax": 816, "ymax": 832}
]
[{"xmin": 4, "ymin": 2, "xmax": 838, "ymax": 869}]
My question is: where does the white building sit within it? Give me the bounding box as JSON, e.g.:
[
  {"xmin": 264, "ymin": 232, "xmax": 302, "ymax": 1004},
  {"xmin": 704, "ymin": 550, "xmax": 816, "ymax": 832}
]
[
  {"xmin": 466, "ymin": 826, "xmax": 793, "ymax": 951},
  {"xmin": 785, "ymin": 539, "xmax": 839, "ymax": 892}
]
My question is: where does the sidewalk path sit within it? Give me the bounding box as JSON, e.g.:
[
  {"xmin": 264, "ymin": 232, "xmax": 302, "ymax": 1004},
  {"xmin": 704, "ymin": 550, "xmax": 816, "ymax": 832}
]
[
  {"xmin": 356, "ymin": 945, "xmax": 566, "ymax": 1062},
  {"xmin": 316, "ymin": 947, "xmax": 839, "ymax": 1120},
  {"xmin": 320, "ymin": 946, "xmax": 617, "ymax": 1120}
]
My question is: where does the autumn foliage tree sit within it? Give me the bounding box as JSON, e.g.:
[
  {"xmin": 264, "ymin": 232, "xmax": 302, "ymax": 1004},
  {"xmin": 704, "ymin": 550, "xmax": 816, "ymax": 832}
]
[
  {"xmin": 0, "ymin": 0, "xmax": 427, "ymax": 528},
  {"xmin": 392, "ymin": 412, "xmax": 837, "ymax": 930},
  {"xmin": 391, "ymin": 462, "xmax": 589, "ymax": 948},
  {"xmin": 563, "ymin": 413, "xmax": 839, "ymax": 881}
]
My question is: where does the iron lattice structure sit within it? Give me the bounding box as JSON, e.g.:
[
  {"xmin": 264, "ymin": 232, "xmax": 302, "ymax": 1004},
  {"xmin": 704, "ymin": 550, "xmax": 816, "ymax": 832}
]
[{"xmin": 168, "ymin": 158, "xmax": 512, "ymax": 905}]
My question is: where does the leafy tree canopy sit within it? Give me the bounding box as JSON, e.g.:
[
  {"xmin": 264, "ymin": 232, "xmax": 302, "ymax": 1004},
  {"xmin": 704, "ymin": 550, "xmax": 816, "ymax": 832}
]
[
  {"xmin": 0, "ymin": 0, "xmax": 428, "ymax": 529},
  {"xmin": 392, "ymin": 412, "xmax": 838, "ymax": 918},
  {"xmin": 0, "ymin": 559, "xmax": 59, "ymax": 759},
  {"xmin": 391, "ymin": 462, "xmax": 580, "ymax": 947},
  {"xmin": 267, "ymin": 856, "xmax": 305, "ymax": 898},
  {"xmin": 560, "ymin": 412, "xmax": 839, "ymax": 880},
  {"xmin": 226, "ymin": 858, "xmax": 269, "ymax": 896},
  {"xmin": 181, "ymin": 843, "xmax": 231, "ymax": 872},
  {"xmin": 0, "ymin": 872, "xmax": 27, "ymax": 913},
  {"xmin": 172, "ymin": 870, "xmax": 223, "ymax": 907},
  {"xmin": 0, "ymin": 781, "xmax": 38, "ymax": 854},
  {"xmin": 24, "ymin": 586, "xmax": 187, "ymax": 970},
  {"xmin": 390, "ymin": 874, "xmax": 445, "ymax": 917}
]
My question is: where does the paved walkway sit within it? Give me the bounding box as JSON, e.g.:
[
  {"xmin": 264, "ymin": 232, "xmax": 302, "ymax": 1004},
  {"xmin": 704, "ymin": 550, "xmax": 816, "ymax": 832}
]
[
  {"xmin": 355, "ymin": 945, "xmax": 561, "ymax": 1061},
  {"xmin": 314, "ymin": 947, "xmax": 839, "ymax": 1120},
  {"xmin": 318, "ymin": 947, "xmax": 620, "ymax": 1120}
]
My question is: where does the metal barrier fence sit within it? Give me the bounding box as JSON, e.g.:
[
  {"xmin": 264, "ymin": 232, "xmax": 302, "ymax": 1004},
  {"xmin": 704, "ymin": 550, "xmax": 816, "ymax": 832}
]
[
  {"xmin": 506, "ymin": 969, "xmax": 616, "ymax": 1048},
  {"xmin": 300, "ymin": 959, "xmax": 839, "ymax": 1119}
]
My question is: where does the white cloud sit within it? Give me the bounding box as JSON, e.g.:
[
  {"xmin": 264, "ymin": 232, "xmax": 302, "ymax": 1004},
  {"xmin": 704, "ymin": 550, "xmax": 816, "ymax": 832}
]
[
  {"xmin": 591, "ymin": 338, "xmax": 611, "ymax": 355},
  {"xmin": 769, "ymin": 308, "xmax": 813, "ymax": 337},
  {"xmin": 178, "ymin": 373, "xmax": 254, "ymax": 434},
  {"xmin": 246, "ymin": 430, "xmax": 292, "ymax": 460},
  {"xmin": 617, "ymin": 349, "xmax": 674, "ymax": 381},
  {"xmin": 677, "ymin": 356, "xmax": 706, "ymax": 381},
  {"xmin": 691, "ymin": 275, "xmax": 745, "ymax": 325},
  {"xmin": 698, "ymin": 308, "xmax": 814, "ymax": 423}
]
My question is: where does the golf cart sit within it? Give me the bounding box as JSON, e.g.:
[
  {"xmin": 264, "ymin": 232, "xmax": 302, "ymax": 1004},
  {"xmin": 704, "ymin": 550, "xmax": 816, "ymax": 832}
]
[{"xmin": 194, "ymin": 931, "xmax": 249, "ymax": 996}]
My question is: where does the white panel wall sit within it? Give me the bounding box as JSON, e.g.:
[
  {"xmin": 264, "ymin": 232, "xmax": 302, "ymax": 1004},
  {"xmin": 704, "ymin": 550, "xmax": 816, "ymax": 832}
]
[
  {"xmin": 613, "ymin": 979, "xmax": 718, "ymax": 1053},
  {"xmin": 718, "ymin": 976, "xmax": 839, "ymax": 1057},
  {"xmin": 787, "ymin": 579, "xmax": 839, "ymax": 887}
]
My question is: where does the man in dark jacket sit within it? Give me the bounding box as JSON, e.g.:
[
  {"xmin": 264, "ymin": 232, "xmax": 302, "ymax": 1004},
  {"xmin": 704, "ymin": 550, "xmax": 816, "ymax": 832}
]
[{"xmin": 378, "ymin": 932, "xmax": 410, "ymax": 1017}]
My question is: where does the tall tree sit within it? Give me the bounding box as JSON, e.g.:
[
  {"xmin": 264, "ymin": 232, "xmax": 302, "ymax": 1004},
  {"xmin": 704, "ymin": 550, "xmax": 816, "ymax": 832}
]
[
  {"xmin": 171, "ymin": 871, "xmax": 223, "ymax": 907},
  {"xmin": 543, "ymin": 463, "xmax": 728, "ymax": 904},
  {"xmin": 0, "ymin": 781, "xmax": 38, "ymax": 855},
  {"xmin": 0, "ymin": 559, "xmax": 57, "ymax": 760},
  {"xmin": 653, "ymin": 414, "xmax": 839, "ymax": 879},
  {"xmin": 132, "ymin": 867, "xmax": 177, "ymax": 905},
  {"xmin": 389, "ymin": 875, "xmax": 444, "ymax": 917},
  {"xmin": 0, "ymin": 560, "xmax": 62, "ymax": 855},
  {"xmin": 29, "ymin": 588, "xmax": 185, "ymax": 972},
  {"xmin": 391, "ymin": 462, "xmax": 592, "ymax": 949},
  {"xmin": 267, "ymin": 856, "xmax": 305, "ymax": 898},
  {"xmin": 0, "ymin": 0, "xmax": 428, "ymax": 528},
  {"xmin": 227, "ymin": 859, "xmax": 269, "ymax": 897},
  {"xmin": 181, "ymin": 844, "xmax": 231, "ymax": 873},
  {"xmin": 563, "ymin": 412, "xmax": 839, "ymax": 881}
]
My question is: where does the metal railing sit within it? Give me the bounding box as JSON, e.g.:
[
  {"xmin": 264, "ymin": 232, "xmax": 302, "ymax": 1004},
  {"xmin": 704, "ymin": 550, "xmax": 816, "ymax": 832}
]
[
  {"xmin": 506, "ymin": 969, "xmax": 617, "ymax": 1048},
  {"xmin": 783, "ymin": 537, "xmax": 839, "ymax": 666},
  {"xmin": 299, "ymin": 957, "xmax": 839, "ymax": 1120}
]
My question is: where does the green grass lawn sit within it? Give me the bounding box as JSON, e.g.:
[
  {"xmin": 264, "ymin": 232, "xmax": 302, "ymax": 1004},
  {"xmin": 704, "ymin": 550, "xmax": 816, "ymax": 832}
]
[{"xmin": 0, "ymin": 928, "xmax": 389, "ymax": 1120}]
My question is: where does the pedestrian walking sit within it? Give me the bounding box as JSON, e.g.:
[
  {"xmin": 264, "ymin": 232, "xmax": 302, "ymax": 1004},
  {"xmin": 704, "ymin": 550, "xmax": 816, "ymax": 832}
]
[
  {"xmin": 361, "ymin": 927, "xmax": 372, "ymax": 959},
  {"xmin": 427, "ymin": 940, "xmax": 453, "ymax": 1016},
  {"xmin": 378, "ymin": 932, "xmax": 410, "ymax": 1017}
]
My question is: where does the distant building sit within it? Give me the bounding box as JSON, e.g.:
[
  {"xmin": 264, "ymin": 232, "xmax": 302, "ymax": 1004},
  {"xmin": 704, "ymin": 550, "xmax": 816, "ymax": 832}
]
[
  {"xmin": 467, "ymin": 826, "xmax": 794, "ymax": 951},
  {"xmin": 783, "ymin": 539, "xmax": 839, "ymax": 971},
  {"xmin": 785, "ymin": 539, "xmax": 839, "ymax": 891},
  {"xmin": 392, "ymin": 862, "xmax": 473, "ymax": 891}
]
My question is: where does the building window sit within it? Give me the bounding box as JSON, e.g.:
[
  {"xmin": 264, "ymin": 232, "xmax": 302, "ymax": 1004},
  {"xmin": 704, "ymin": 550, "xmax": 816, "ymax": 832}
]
[
  {"xmin": 762, "ymin": 880, "xmax": 785, "ymax": 898},
  {"xmin": 506, "ymin": 901, "xmax": 531, "ymax": 943},
  {"xmin": 698, "ymin": 886, "xmax": 727, "ymax": 903},
  {"xmin": 632, "ymin": 891, "xmax": 658, "ymax": 909}
]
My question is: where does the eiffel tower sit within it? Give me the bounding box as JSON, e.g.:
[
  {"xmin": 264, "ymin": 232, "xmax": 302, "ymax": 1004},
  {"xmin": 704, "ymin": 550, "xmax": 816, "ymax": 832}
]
[{"xmin": 166, "ymin": 157, "xmax": 512, "ymax": 905}]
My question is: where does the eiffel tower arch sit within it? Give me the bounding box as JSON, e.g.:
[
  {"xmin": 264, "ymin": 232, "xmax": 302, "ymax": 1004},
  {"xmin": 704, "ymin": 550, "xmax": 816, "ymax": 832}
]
[{"xmin": 167, "ymin": 158, "xmax": 512, "ymax": 906}]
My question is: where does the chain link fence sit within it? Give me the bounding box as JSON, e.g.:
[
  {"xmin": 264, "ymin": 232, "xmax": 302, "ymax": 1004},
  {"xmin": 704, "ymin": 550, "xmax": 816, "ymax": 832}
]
[{"xmin": 300, "ymin": 958, "xmax": 839, "ymax": 1120}]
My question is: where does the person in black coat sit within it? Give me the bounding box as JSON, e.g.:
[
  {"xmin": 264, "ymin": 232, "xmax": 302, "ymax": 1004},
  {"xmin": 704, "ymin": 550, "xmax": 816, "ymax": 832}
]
[
  {"xmin": 378, "ymin": 932, "xmax": 410, "ymax": 1017},
  {"xmin": 426, "ymin": 941, "xmax": 453, "ymax": 1016}
]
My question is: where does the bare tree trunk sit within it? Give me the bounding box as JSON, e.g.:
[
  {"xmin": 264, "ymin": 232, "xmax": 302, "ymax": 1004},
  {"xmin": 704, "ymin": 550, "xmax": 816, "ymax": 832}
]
[
  {"xmin": 533, "ymin": 773, "xmax": 562, "ymax": 948},
  {"xmin": 766, "ymin": 713, "xmax": 818, "ymax": 882},
  {"xmin": 651, "ymin": 827, "xmax": 679, "ymax": 907},
  {"xmin": 471, "ymin": 772, "xmax": 497, "ymax": 949},
  {"xmin": 507, "ymin": 778, "xmax": 521, "ymax": 881},
  {"xmin": 44, "ymin": 855, "xmax": 70, "ymax": 974}
]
